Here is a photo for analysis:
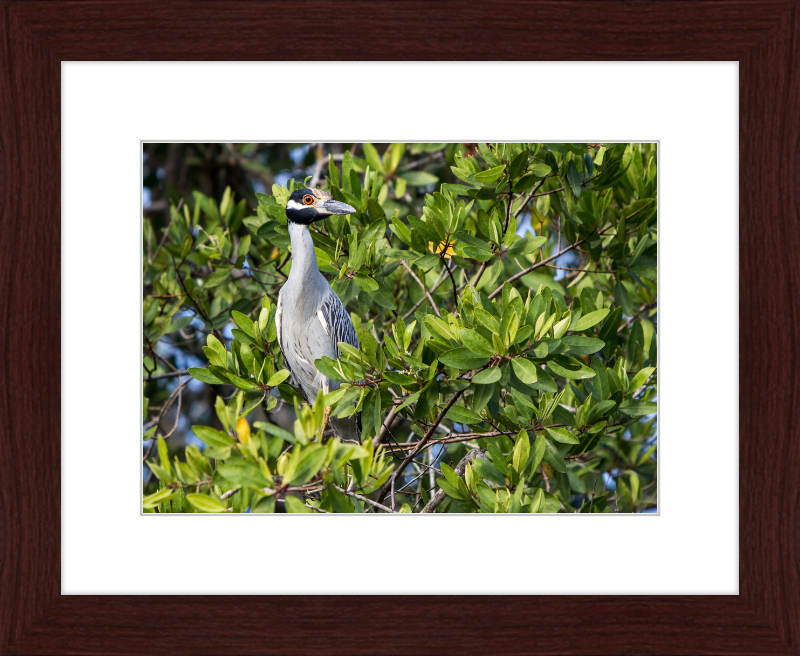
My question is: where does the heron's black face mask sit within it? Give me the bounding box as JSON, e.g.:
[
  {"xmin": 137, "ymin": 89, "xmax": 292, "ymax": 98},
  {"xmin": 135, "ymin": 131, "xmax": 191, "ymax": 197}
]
[{"xmin": 285, "ymin": 188, "xmax": 356, "ymax": 225}]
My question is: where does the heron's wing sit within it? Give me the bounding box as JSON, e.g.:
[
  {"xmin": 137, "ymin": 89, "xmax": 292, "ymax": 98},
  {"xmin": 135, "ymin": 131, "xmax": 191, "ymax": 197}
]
[
  {"xmin": 276, "ymin": 286, "xmax": 359, "ymax": 405},
  {"xmin": 317, "ymin": 289, "xmax": 359, "ymax": 354}
]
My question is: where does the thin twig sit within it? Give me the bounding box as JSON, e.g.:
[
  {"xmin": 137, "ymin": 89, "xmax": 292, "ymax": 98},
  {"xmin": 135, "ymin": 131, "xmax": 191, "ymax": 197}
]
[
  {"xmin": 161, "ymin": 374, "xmax": 184, "ymax": 440},
  {"xmin": 143, "ymin": 377, "xmax": 192, "ymax": 461},
  {"xmin": 377, "ymin": 388, "xmax": 466, "ymax": 506},
  {"xmin": 374, "ymin": 405, "xmax": 400, "ymax": 447},
  {"xmin": 332, "ymin": 484, "xmax": 396, "ymax": 513},
  {"xmin": 400, "ymin": 260, "xmax": 441, "ymax": 317},
  {"xmin": 487, "ymin": 225, "xmax": 613, "ymax": 300},
  {"xmin": 403, "ymin": 151, "xmax": 445, "ymax": 171},
  {"xmin": 144, "ymin": 369, "xmax": 190, "ymax": 382},
  {"xmin": 512, "ymin": 176, "xmax": 549, "ymax": 220},
  {"xmin": 172, "ymin": 256, "xmax": 223, "ymax": 340},
  {"xmin": 401, "ymin": 268, "xmax": 448, "ymax": 321},
  {"xmin": 305, "ymin": 503, "xmax": 332, "ymax": 513}
]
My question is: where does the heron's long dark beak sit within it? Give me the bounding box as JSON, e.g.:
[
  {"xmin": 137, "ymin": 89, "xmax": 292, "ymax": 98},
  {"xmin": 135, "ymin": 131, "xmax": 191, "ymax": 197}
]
[{"xmin": 322, "ymin": 199, "xmax": 356, "ymax": 215}]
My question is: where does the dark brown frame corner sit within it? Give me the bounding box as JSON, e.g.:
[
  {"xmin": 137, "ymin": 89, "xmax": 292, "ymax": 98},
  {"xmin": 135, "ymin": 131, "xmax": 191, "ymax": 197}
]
[{"xmin": 1, "ymin": 2, "xmax": 797, "ymax": 654}]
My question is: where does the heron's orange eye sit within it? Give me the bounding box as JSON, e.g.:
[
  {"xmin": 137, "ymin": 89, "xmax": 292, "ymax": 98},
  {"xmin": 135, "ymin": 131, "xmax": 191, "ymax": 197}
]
[{"xmin": 303, "ymin": 195, "xmax": 314, "ymax": 205}]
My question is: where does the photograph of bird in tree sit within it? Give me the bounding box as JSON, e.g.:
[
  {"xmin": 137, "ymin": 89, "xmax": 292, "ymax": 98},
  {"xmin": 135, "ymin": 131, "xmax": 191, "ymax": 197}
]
[{"xmin": 143, "ymin": 143, "xmax": 657, "ymax": 514}]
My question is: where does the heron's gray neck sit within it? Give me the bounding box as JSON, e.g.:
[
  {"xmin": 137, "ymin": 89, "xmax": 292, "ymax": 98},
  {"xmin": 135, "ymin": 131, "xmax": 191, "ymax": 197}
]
[{"xmin": 287, "ymin": 222, "xmax": 321, "ymax": 286}]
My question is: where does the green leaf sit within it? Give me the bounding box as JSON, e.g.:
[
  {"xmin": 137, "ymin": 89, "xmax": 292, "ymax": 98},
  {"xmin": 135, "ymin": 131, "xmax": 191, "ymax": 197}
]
[
  {"xmin": 437, "ymin": 476, "xmax": 468, "ymax": 501},
  {"xmin": 446, "ymin": 405, "xmax": 484, "ymax": 425},
  {"xmin": 188, "ymin": 367, "xmax": 227, "ymax": 384},
  {"xmin": 324, "ymin": 482, "xmax": 354, "ymax": 513},
  {"xmin": 256, "ymin": 421, "xmax": 296, "ymax": 444},
  {"xmin": 532, "ymin": 162, "xmax": 552, "ymax": 177},
  {"xmin": 192, "ymin": 425, "xmax": 235, "ymax": 448},
  {"xmin": 440, "ymin": 462, "xmax": 462, "ymax": 489},
  {"xmin": 354, "ymin": 272, "xmax": 379, "ymax": 292},
  {"xmin": 618, "ymin": 400, "xmax": 657, "ymax": 416},
  {"xmin": 510, "ymin": 358, "xmax": 538, "ymax": 384},
  {"xmin": 231, "ymin": 310, "xmax": 256, "ymax": 339},
  {"xmin": 384, "ymin": 371, "xmax": 417, "ymax": 387},
  {"xmin": 239, "ymin": 343, "xmax": 256, "ymax": 375},
  {"xmin": 156, "ymin": 435, "xmax": 171, "ymax": 476},
  {"xmin": 552, "ymin": 315, "xmax": 570, "ymax": 340},
  {"xmin": 590, "ymin": 357, "xmax": 610, "ymax": 400},
  {"xmin": 186, "ymin": 493, "xmax": 227, "ymax": 513},
  {"xmin": 472, "ymin": 367, "xmax": 501, "ymax": 384},
  {"xmin": 472, "ymin": 458, "xmax": 506, "ymax": 486},
  {"xmin": 544, "ymin": 427, "xmax": 579, "ymax": 444},
  {"xmin": 542, "ymin": 440, "xmax": 568, "ymax": 473},
  {"xmin": 284, "ymin": 495, "xmax": 312, "ymax": 513},
  {"xmin": 615, "ymin": 280, "xmax": 635, "ymax": 317},
  {"xmin": 372, "ymin": 280, "xmax": 397, "ymax": 310},
  {"xmin": 458, "ymin": 329, "xmax": 495, "ymax": 356},
  {"xmin": 547, "ymin": 358, "xmax": 596, "ymax": 380},
  {"xmin": 362, "ymin": 142, "xmax": 384, "ymax": 173},
  {"xmin": 216, "ymin": 460, "xmax": 269, "ymax": 488},
  {"xmin": 227, "ymin": 374, "xmax": 260, "ymax": 390},
  {"xmin": 508, "ymin": 148, "xmax": 529, "ymax": 179},
  {"xmin": 586, "ymin": 400, "xmax": 616, "ymax": 425},
  {"xmin": 167, "ymin": 315, "xmax": 193, "ymax": 333},
  {"xmin": 529, "ymin": 366, "xmax": 558, "ymax": 393},
  {"xmin": 203, "ymin": 266, "xmax": 232, "ymax": 289},
  {"xmin": 315, "ymin": 356, "xmax": 349, "ymax": 383},
  {"xmin": 438, "ymin": 347, "xmax": 490, "ymax": 370},
  {"xmin": 474, "ymin": 164, "xmax": 506, "ymax": 184},
  {"xmin": 507, "ymin": 235, "xmax": 547, "ymax": 258},
  {"xmin": 528, "ymin": 487, "xmax": 545, "ymax": 513},
  {"xmin": 566, "ymin": 160, "xmax": 583, "ymax": 197},
  {"xmin": 143, "ymin": 487, "xmax": 177, "ymax": 509},
  {"xmin": 571, "ymin": 308, "xmax": 610, "ymax": 331},
  {"xmin": 628, "ymin": 367, "xmax": 656, "ymax": 393},
  {"xmin": 512, "ymin": 430, "xmax": 530, "ymax": 472},
  {"xmin": 400, "ymin": 171, "xmax": 439, "ymax": 186},
  {"xmin": 267, "ymin": 369, "xmax": 291, "ymax": 387},
  {"xmin": 285, "ymin": 448, "xmax": 327, "ymax": 485},
  {"xmin": 560, "ymin": 336, "xmax": 605, "ymax": 354}
]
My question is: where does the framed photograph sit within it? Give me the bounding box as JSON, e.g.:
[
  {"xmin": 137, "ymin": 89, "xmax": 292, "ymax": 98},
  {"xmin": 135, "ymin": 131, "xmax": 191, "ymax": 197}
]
[
  {"xmin": 140, "ymin": 141, "xmax": 658, "ymax": 518},
  {"xmin": 2, "ymin": 1, "xmax": 797, "ymax": 654}
]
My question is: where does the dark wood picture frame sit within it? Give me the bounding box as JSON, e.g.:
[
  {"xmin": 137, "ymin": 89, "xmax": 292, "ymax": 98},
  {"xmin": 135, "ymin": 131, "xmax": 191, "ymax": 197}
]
[{"xmin": 1, "ymin": 1, "xmax": 797, "ymax": 653}]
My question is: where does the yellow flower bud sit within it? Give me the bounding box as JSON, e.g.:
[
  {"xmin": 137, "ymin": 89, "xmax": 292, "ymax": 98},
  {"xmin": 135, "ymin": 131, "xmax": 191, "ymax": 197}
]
[
  {"xmin": 236, "ymin": 417, "xmax": 251, "ymax": 444},
  {"xmin": 428, "ymin": 241, "xmax": 455, "ymax": 259}
]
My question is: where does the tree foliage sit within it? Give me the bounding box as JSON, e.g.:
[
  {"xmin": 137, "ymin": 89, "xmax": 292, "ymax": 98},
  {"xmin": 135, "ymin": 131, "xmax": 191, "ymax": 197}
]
[{"xmin": 143, "ymin": 142, "xmax": 657, "ymax": 513}]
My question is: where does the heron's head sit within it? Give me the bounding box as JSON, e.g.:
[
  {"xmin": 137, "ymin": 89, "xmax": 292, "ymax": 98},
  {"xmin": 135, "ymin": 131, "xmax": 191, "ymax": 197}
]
[{"xmin": 285, "ymin": 188, "xmax": 356, "ymax": 225}]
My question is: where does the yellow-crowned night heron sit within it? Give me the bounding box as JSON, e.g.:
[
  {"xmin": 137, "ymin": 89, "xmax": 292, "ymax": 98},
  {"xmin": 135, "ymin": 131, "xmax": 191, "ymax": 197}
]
[{"xmin": 276, "ymin": 187, "xmax": 361, "ymax": 442}]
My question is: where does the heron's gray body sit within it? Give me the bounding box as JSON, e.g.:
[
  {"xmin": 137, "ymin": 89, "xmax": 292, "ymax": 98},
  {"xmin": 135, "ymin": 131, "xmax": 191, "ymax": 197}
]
[{"xmin": 276, "ymin": 201, "xmax": 360, "ymax": 442}]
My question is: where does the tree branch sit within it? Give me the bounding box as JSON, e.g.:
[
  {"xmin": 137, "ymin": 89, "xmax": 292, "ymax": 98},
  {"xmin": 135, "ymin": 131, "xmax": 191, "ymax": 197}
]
[{"xmin": 376, "ymin": 388, "xmax": 466, "ymax": 506}]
